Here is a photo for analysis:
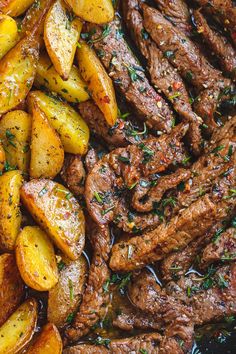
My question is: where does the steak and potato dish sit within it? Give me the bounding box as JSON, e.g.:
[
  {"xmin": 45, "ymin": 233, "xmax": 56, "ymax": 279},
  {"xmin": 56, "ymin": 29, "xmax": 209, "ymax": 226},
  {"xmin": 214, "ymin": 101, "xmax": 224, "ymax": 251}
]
[{"xmin": 0, "ymin": 0, "xmax": 235, "ymax": 353}]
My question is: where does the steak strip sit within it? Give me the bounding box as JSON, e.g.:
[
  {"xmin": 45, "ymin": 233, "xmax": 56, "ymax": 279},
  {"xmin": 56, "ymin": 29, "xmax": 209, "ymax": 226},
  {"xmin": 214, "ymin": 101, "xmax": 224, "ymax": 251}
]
[{"xmin": 84, "ymin": 17, "xmax": 174, "ymax": 133}]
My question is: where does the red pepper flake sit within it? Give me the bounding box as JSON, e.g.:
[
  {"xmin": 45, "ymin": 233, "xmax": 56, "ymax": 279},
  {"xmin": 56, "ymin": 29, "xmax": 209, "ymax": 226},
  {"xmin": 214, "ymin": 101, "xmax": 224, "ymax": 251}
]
[
  {"xmin": 102, "ymin": 95, "xmax": 110, "ymax": 104},
  {"xmin": 64, "ymin": 212, "xmax": 71, "ymax": 220},
  {"xmin": 118, "ymin": 121, "xmax": 125, "ymax": 129},
  {"xmin": 173, "ymin": 82, "xmax": 182, "ymax": 90}
]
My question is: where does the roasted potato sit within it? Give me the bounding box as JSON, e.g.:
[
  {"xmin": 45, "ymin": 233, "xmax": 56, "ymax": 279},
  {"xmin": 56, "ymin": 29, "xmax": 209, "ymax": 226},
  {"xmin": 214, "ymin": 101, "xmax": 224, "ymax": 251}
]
[
  {"xmin": 26, "ymin": 323, "xmax": 62, "ymax": 354},
  {"xmin": 30, "ymin": 101, "xmax": 64, "ymax": 179},
  {"xmin": 0, "ymin": 0, "xmax": 35, "ymax": 17},
  {"xmin": 65, "ymin": 0, "xmax": 114, "ymax": 24},
  {"xmin": 0, "ymin": 254, "xmax": 25, "ymax": 327},
  {"xmin": 48, "ymin": 255, "xmax": 88, "ymax": 327},
  {"xmin": 0, "ymin": 298, "xmax": 37, "ymax": 354},
  {"xmin": 0, "ymin": 144, "xmax": 5, "ymax": 172},
  {"xmin": 44, "ymin": 0, "xmax": 82, "ymax": 80},
  {"xmin": 16, "ymin": 226, "xmax": 59, "ymax": 291},
  {"xmin": 0, "ymin": 34, "xmax": 39, "ymax": 115},
  {"xmin": 0, "ymin": 14, "xmax": 18, "ymax": 60},
  {"xmin": 0, "ymin": 171, "xmax": 23, "ymax": 251},
  {"xmin": 0, "ymin": 110, "xmax": 31, "ymax": 174},
  {"xmin": 77, "ymin": 42, "xmax": 118, "ymax": 126},
  {"xmin": 28, "ymin": 91, "xmax": 89, "ymax": 155},
  {"xmin": 35, "ymin": 52, "xmax": 89, "ymax": 103},
  {"xmin": 21, "ymin": 179, "xmax": 85, "ymax": 260}
]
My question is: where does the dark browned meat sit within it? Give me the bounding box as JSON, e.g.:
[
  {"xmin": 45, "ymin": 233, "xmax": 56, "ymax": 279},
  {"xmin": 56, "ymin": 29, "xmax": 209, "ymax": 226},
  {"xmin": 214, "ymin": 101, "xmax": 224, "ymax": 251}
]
[
  {"xmin": 84, "ymin": 17, "xmax": 174, "ymax": 133},
  {"xmin": 60, "ymin": 154, "xmax": 86, "ymax": 196},
  {"xmin": 87, "ymin": 217, "xmax": 111, "ymax": 262},
  {"xmin": 193, "ymin": 10, "xmax": 236, "ymax": 78},
  {"xmin": 209, "ymin": 115, "xmax": 236, "ymax": 146},
  {"xmin": 154, "ymin": 0, "xmax": 191, "ymax": 36},
  {"xmin": 132, "ymin": 168, "xmax": 191, "ymax": 212},
  {"xmin": 194, "ymin": 0, "xmax": 236, "ymax": 45},
  {"xmin": 200, "ymin": 227, "xmax": 236, "ymax": 268},
  {"xmin": 65, "ymin": 253, "xmax": 110, "ymax": 343},
  {"xmin": 85, "ymin": 123, "xmax": 188, "ymax": 226},
  {"xmin": 123, "ymin": 0, "xmax": 202, "ymax": 155},
  {"xmin": 64, "ymin": 333, "xmax": 163, "ymax": 354},
  {"xmin": 85, "ymin": 148, "xmax": 99, "ymax": 173},
  {"xmin": 79, "ymin": 101, "xmax": 141, "ymax": 147}
]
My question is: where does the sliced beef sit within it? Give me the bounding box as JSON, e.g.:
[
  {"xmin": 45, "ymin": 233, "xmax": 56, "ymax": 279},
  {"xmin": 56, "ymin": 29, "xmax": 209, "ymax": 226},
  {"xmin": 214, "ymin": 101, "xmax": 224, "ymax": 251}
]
[
  {"xmin": 193, "ymin": 10, "xmax": 236, "ymax": 78},
  {"xmin": 79, "ymin": 101, "xmax": 141, "ymax": 147},
  {"xmin": 123, "ymin": 0, "xmax": 202, "ymax": 155},
  {"xmin": 85, "ymin": 148, "xmax": 99, "ymax": 173},
  {"xmin": 154, "ymin": 0, "xmax": 192, "ymax": 36},
  {"xmin": 87, "ymin": 217, "xmax": 111, "ymax": 262},
  {"xmin": 132, "ymin": 168, "xmax": 191, "ymax": 212},
  {"xmin": 194, "ymin": 0, "xmax": 236, "ymax": 45},
  {"xmin": 64, "ymin": 333, "xmax": 162, "ymax": 354},
  {"xmin": 85, "ymin": 123, "xmax": 188, "ymax": 225},
  {"xmin": 60, "ymin": 154, "xmax": 86, "ymax": 196},
  {"xmin": 113, "ymin": 308, "xmax": 162, "ymax": 331},
  {"xmin": 208, "ymin": 115, "xmax": 236, "ymax": 146},
  {"xmin": 200, "ymin": 227, "xmax": 236, "ymax": 268},
  {"xmin": 84, "ymin": 17, "xmax": 174, "ymax": 133}
]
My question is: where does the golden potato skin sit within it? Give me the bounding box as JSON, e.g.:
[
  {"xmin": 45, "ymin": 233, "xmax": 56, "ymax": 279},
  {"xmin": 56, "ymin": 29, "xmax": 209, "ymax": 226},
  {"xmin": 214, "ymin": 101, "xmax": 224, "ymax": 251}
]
[
  {"xmin": 16, "ymin": 226, "xmax": 59, "ymax": 291},
  {"xmin": 26, "ymin": 323, "xmax": 62, "ymax": 354},
  {"xmin": 30, "ymin": 101, "xmax": 64, "ymax": 179},
  {"xmin": 0, "ymin": 0, "xmax": 35, "ymax": 17},
  {"xmin": 0, "ymin": 298, "xmax": 37, "ymax": 354},
  {"xmin": 20, "ymin": 179, "xmax": 85, "ymax": 260},
  {"xmin": 44, "ymin": 0, "xmax": 82, "ymax": 80},
  {"xmin": 48, "ymin": 255, "xmax": 88, "ymax": 327},
  {"xmin": 0, "ymin": 144, "xmax": 6, "ymax": 172},
  {"xmin": 77, "ymin": 42, "xmax": 118, "ymax": 126},
  {"xmin": 0, "ymin": 14, "xmax": 18, "ymax": 60},
  {"xmin": 35, "ymin": 52, "xmax": 89, "ymax": 103},
  {"xmin": 0, "ymin": 170, "xmax": 23, "ymax": 251},
  {"xmin": 28, "ymin": 91, "xmax": 89, "ymax": 155},
  {"xmin": 0, "ymin": 110, "xmax": 31, "ymax": 174},
  {"xmin": 0, "ymin": 254, "xmax": 25, "ymax": 327},
  {"xmin": 0, "ymin": 35, "xmax": 39, "ymax": 115},
  {"xmin": 65, "ymin": 0, "xmax": 114, "ymax": 24}
]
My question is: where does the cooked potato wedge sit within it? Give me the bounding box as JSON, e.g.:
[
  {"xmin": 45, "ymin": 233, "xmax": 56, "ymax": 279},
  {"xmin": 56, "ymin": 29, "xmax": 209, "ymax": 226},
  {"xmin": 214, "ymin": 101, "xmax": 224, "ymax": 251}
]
[
  {"xmin": 77, "ymin": 42, "xmax": 118, "ymax": 126},
  {"xmin": 0, "ymin": 254, "xmax": 25, "ymax": 327},
  {"xmin": 0, "ymin": 110, "xmax": 31, "ymax": 174},
  {"xmin": 21, "ymin": 179, "xmax": 85, "ymax": 260},
  {"xmin": 16, "ymin": 226, "xmax": 59, "ymax": 291},
  {"xmin": 65, "ymin": 0, "xmax": 114, "ymax": 24},
  {"xmin": 26, "ymin": 323, "xmax": 62, "ymax": 354},
  {"xmin": 0, "ymin": 171, "xmax": 23, "ymax": 251},
  {"xmin": 48, "ymin": 255, "xmax": 88, "ymax": 327},
  {"xmin": 0, "ymin": 298, "xmax": 37, "ymax": 354},
  {"xmin": 28, "ymin": 91, "xmax": 89, "ymax": 155},
  {"xmin": 44, "ymin": 0, "xmax": 82, "ymax": 80},
  {"xmin": 0, "ymin": 144, "xmax": 5, "ymax": 172},
  {"xmin": 0, "ymin": 14, "xmax": 18, "ymax": 60},
  {"xmin": 30, "ymin": 101, "xmax": 64, "ymax": 179},
  {"xmin": 0, "ymin": 0, "xmax": 35, "ymax": 17},
  {"xmin": 35, "ymin": 52, "xmax": 89, "ymax": 103},
  {"xmin": 0, "ymin": 35, "xmax": 39, "ymax": 115}
]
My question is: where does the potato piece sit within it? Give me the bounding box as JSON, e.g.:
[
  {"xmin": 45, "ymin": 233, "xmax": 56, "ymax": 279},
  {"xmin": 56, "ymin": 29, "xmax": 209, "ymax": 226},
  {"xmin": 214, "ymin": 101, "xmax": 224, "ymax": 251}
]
[
  {"xmin": 26, "ymin": 323, "xmax": 62, "ymax": 354},
  {"xmin": 35, "ymin": 52, "xmax": 89, "ymax": 103},
  {"xmin": 28, "ymin": 91, "xmax": 89, "ymax": 155},
  {"xmin": 0, "ymin": 35, "xmax": 39, "ymax": 115},
  {"xmin": 21, "ymin": 179, "xmax": 85, "ymax": 260},
  {"xmin": 0, "ymin": 298, "xmax": 37, "ymax": 353},
  {"xmin": 16, "ymin": 226, "xmax": 59, "ymax": 291},
  {"xmin": 0, "ymin": 144, "xmax": 6, "ymax": 172},
  {"xmin": 0, "ymin": 14, "xmax": 18, "ymax": 60},
  {"xmin": 0, "ymin": 171, "xmax": 23, "ymax": 251},
  {"xmin": 0, "ymin": 110, "xmax": 31, "ymax": 174},
  {"xmin": 30, "ymin": 101, "xmax": 64, "ymax": 179},
  {"xmin": 44, "ymin": 0, "xmax": 82, "ymax": 80},
  {"xmin": 48, "ymin": 255, "xmax": 88, "ymax": 327},
  {"xmin": 77, "ymin": 42, "xmax": 118, "ymax": 126},
  {"xmin": 65, "ymin": 0, "xmax": 114, "ymax": 24},
  {"xmin": 0, "ymin": 254, "xmax": 25, "ymax": 327},
  {"xmin": 0, "ymin": 0, "xmax": 35, "ymax": 17}
]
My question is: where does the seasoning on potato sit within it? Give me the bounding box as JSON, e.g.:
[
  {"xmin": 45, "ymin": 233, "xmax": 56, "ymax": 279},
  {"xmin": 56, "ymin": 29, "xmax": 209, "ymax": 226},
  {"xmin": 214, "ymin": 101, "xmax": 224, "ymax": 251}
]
[{"xmin": 0, "ymin": 14, "xmax": 18, "ymax": 60}]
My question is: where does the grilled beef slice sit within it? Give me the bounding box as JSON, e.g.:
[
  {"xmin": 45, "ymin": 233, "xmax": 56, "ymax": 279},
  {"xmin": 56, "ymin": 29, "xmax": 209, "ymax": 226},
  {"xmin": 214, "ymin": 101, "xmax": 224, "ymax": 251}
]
[
  {"xmin": 84, "ymin": 17, "xmax": 174, "ymax": 133},
  {"xmin": 61, "ymin": 154, "xmax": 86, "ymax": 196},
  {"xmin": 123, "ymin": 0, "xmax": 203, "ymax": 155},
  {"xmin": 85, "ymin": 123, "xmax": 187, "ymax": 226},
  {"xmin": 193, "ymin": 10, "xmax": 236, "ymax": 79}
]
